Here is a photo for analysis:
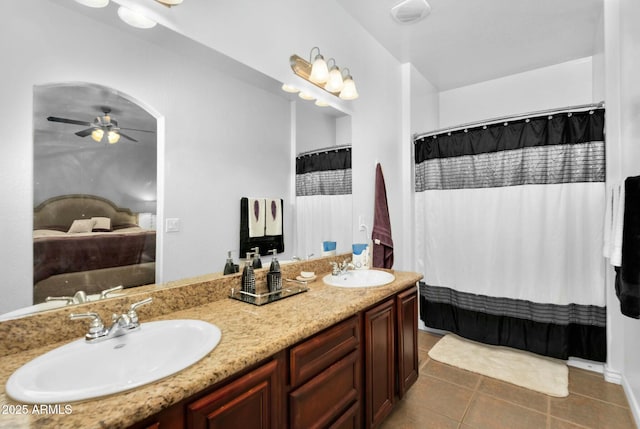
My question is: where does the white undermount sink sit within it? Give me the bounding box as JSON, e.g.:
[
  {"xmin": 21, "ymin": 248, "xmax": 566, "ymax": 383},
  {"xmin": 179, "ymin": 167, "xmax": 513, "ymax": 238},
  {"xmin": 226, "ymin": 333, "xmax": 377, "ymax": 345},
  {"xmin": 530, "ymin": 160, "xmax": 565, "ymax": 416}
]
[
  {"xmin": 6, "ymin": 319, "xmax": 221, "ymax": 404},
  {"xmin": 323, "ymin": 269, "xmax": 395, "ymax": 288}
]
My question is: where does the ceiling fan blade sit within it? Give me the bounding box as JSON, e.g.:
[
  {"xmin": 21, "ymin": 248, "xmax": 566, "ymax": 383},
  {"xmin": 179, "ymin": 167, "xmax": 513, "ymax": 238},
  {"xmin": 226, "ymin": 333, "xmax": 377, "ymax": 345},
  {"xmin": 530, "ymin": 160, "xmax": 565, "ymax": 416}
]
[
  {"xmin": 47, "ymin": 116, "xmax": 93, "ymax": 127},
  {"xmin": 119, "ymin": 126, "xmax": 156, "ymax": 133},
  {"xmin": 75, "ymin": 128, "xmax": 95, "ymax": 137},
  {"xmin": 118, "ymin": 132, "xmax": 138, "ymax": 142}
]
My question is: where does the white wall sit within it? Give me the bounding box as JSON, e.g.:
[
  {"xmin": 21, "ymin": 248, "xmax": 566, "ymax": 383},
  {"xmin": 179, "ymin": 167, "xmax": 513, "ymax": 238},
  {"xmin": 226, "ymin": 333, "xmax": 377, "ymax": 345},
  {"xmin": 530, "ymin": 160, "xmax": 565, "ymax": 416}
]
[
  {"xmin": 439, "ymin": 58, "xmax": 595, "ymax": 127},
  {"xmin": 0, "ymin": 1, "xmax": 293, "ymax": 313},
  {"xmin": 605, "ymin": 0, "xmax": 640, "ymax": 423}
]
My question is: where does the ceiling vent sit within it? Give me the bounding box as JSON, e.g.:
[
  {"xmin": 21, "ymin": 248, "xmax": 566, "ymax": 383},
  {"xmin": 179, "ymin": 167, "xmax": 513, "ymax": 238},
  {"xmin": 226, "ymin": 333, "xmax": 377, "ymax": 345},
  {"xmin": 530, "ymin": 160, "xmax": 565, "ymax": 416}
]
[{"xmin": 390, "ymin": 0, "xmax": 431, "ymax": 25}]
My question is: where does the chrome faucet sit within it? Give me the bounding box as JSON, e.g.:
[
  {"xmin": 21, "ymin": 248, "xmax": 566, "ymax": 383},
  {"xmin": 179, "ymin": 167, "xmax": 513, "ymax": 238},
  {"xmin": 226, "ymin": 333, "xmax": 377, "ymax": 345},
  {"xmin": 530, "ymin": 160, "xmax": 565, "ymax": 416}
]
[
  {"xmin": 330, "ymin": 259, "xmax": 355, "ymax": 276},
  {"xmin": 70, "ymin": 297, "xmax": 153, "ymax": 343},
  {"xmin": 46, "ymin": 285, "xmax": 124, "ymax": 306}
]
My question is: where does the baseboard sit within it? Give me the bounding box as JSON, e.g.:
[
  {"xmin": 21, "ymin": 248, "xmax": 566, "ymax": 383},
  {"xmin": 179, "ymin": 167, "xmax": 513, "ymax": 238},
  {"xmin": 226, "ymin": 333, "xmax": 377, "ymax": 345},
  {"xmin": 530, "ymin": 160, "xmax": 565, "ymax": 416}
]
[
  {"xmin": 621, "ymin": 373, "xmax": 640, "ymax": 428},
  {"xmin": 567, "ymin": 357, "xmax": 605, "ymax": 375}
]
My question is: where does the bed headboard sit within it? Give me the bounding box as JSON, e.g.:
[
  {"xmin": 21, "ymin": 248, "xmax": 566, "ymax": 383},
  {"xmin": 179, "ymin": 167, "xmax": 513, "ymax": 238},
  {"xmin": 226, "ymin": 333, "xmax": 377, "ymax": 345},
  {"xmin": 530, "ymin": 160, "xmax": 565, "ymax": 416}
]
[{"xmin": 33, "ymin": 194, "xmax": 138, "ymax": 230}]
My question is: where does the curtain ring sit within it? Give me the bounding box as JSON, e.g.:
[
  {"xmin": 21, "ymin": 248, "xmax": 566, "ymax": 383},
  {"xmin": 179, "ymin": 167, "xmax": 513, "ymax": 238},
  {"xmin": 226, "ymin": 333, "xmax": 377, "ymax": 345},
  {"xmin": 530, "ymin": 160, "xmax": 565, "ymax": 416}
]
[
  {"xmin": 567, "ymin": 113, "xmax": 572, "ymax": 117},
  {"xmin": 503, "ymin": 122, "xmax": 508, "ymax": 126},
  {"xmin": 463, "ymin": 129, "xmax": 468, "ymax": 133},
  {"xmin": 525, "ymin": 118, "xmax": 530, "ymax": 123},
  {"xmin": 548, "ymin": 115, "xmax": 553, "ymax": 120},
  {"xmin": 482, "ymin": 125, "xmax": 487, "ymax": 130}
]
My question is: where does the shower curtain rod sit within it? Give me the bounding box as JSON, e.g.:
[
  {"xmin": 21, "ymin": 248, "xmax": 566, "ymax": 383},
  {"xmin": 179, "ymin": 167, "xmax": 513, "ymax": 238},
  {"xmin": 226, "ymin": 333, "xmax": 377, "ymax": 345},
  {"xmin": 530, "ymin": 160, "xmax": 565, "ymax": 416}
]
[
  {"xmin": 297, "ymin": 144, "xmax": 351, "ymax": 157},
  {"xmin": 413, "ymin": 101, "xmax": 605, "ymax": 141}
]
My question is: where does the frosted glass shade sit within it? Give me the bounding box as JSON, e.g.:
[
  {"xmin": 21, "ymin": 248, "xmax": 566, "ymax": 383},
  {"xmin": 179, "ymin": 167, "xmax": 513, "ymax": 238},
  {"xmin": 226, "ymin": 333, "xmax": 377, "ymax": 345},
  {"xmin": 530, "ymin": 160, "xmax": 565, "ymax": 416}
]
[
  {"xmin": 91, "ymin": 128, "xmax": 104, "ymax": 142},
  {"xmin": 309, "ymin": 55, "xmax": 329, "ymax": 84},
  {"xmin": 324, "ymin": 67, "xmax": 344, "ymax": 93},
  {"xmin": 117, "ymin": 6, "xmax": 157, "ymax": 29},
  {"xmin": 75, "ymin": 0, "xmax": 109, "ymax": 8},
  {"xmin": 107, "ymin": 131, "xmax": 120, "ymax": 144},
  {"xmin": 339, "ymin": 77, "xmax": 359, "ymax": 100}
]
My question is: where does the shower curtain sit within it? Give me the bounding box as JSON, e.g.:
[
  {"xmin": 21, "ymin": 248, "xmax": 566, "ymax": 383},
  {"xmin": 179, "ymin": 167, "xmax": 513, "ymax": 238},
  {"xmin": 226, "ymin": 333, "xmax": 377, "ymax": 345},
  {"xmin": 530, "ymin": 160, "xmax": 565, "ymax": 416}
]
[
  {"xmin": 295, "ymin": 147, "xmax": 352, "ymax": 258},
  {"xmin": 414, "ymin": 108, "xmax": 607, "ymax": 362}
]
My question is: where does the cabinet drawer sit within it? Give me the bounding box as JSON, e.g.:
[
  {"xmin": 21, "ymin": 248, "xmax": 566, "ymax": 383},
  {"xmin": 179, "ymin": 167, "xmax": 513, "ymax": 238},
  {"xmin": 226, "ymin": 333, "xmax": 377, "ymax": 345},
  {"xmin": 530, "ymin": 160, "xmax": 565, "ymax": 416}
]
[
  {"xmin": 289, "ymin": 315, "xmax": 360, "ymax": 387},
  {"xmin": 289, "ymin": 350, "xmax": 360, "ymax": 429}
]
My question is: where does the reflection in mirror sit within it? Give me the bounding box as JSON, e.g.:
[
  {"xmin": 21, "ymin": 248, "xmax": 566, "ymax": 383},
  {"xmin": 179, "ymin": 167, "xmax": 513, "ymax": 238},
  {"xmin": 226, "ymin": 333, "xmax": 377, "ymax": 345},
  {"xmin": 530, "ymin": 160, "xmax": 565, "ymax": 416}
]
[
  {"xmin": 294, "ymin": 101, "xmax": 352, "ymax": 259},
  {"xmin": 14, "ymin": 83, "xmax": 158, "ymax": 319}
]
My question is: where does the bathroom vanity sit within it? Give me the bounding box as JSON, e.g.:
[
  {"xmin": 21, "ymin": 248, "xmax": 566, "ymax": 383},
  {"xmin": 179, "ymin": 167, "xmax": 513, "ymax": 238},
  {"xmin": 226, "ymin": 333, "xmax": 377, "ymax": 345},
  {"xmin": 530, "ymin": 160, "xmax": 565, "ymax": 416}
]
[{"xmin": 0, "ymin": 257, "xmax": 422, "ymax": 429}]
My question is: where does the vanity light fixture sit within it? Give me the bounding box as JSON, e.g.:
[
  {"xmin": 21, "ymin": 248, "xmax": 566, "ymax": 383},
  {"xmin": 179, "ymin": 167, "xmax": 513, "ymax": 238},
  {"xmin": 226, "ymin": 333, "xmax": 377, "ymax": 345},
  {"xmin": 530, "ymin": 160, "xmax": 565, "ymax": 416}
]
[
  {"xmin": 117, "ymin": 6, "xmax": 157, "ymax": 29},
  {"xmin": 315, "ymin": 100, "xmax": 329, "ymax": 107},
  {"xmin": 74, "ymin": 0, "xmax": 109, "ymax": 8},
  {"xmin": 290, "ymin": 48, "xmax": 359, "ymax": 100}
]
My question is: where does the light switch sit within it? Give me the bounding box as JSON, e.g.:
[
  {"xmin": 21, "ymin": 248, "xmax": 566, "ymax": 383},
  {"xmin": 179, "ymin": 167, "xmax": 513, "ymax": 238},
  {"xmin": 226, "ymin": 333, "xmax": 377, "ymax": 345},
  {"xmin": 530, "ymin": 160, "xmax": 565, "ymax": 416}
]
[{"xmin": 165, "ymin": 218, "xmax": 181, "ymax": 232}]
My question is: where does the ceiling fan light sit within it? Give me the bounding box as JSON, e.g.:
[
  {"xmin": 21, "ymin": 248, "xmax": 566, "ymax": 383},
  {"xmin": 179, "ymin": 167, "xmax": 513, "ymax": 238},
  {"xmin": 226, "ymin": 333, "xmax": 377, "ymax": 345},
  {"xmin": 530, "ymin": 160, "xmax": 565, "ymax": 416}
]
[
  {"xmin": 75, "ymin": 0, "xmax": 109, "ymax": 8},
  {"xmin": 117, "ymin": 6, "xmax": 157, "ymax": 29},
  {"xmin": 324, "ymin": 66, "xmax": 344, "ymax": 93},
  {"xmin": 107, "ymin": 131, "xmax": 121, "ymax": 144},
  {"xmin": 339, "ymin": 76, "xmax": 359, "ymax": 100},
  {"xmin": 91, "ymin": 128, "xmax": 104, "ymax": 142}
]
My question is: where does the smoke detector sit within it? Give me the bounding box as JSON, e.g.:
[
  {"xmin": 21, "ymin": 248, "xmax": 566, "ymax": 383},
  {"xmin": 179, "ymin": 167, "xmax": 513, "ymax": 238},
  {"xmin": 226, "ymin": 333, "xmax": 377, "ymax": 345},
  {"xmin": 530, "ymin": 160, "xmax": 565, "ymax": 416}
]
[{"xmin": 390, "ymin": 0, "xmax": 431, "ymax": 24}]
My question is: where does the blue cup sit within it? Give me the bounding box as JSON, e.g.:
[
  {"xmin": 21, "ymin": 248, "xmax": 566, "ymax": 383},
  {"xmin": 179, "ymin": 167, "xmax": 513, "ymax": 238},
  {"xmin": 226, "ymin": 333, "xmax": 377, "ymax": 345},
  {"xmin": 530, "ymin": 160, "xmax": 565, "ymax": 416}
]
[
  {"xmin": 323, "ymin": 241, "xmax": 337, "ymax": 251},
  {"xmin": 352, "ymin": 243, "xmax": 368, "ymax": 255}
]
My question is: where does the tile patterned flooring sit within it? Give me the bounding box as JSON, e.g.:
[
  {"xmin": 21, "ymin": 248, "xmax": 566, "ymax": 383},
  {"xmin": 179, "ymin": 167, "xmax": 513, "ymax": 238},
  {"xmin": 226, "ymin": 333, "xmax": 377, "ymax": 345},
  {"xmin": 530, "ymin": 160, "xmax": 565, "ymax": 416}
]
[{"xmin": 381, "ymin": 331, "xmax": 637, "ymax": 429}]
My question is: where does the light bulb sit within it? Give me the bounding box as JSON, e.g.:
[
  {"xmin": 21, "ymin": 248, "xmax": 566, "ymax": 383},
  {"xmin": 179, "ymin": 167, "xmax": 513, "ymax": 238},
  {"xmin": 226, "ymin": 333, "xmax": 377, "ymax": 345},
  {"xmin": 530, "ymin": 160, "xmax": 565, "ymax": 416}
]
[
  {"xmin": 281, "ymin": 84, "xmax": 300, "ymax": 93},
  {"xmin": 339, "ymin": 76, "xmax": 359, "ymax": 100},
  {"xmin": 75, "ymin": 0, "xmax": 109, "ymax": 8},
  {"xmin": 107, "ymin": 131, "xmax": 121, "ymax": 144},
  {"xmin": 309, "ymin": 54, "xmax": 329, "ymax": 84},
  {"xmin": 91, "ymin": 128, "xmax": 104, "ymax": 142},
  {"xmin": 298, "ymin": 92, "xmax": 315, "ymax": 101},
  {"xmin": 324, "ymin": 66, "xmax": 344, "ymax": 93},
  {"xmin": 117, "ymin": 6, "xmax": 157, "ymax": 29},
  {"xmin": 315, "ymin": 99, "xmax": 329, "ymax": 107}
]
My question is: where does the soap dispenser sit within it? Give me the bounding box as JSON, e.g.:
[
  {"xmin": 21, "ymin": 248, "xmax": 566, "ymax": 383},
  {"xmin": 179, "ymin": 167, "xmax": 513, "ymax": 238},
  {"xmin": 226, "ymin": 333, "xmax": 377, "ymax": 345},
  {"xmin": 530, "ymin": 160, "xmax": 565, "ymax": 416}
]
[
  {"xmin": 223, "ymin": 251, "xmax": 236, "ymax": 275},
  {"xmin": 252, "ymin": 247, "xmax": 263, "ymax": 269},
  {"xmin": 267, "ymin": 249, "xmax": 282, "ymax": 293},
  {"xmin": 241, "ymin": 252, "xmax": 256, "ymax": 294}
]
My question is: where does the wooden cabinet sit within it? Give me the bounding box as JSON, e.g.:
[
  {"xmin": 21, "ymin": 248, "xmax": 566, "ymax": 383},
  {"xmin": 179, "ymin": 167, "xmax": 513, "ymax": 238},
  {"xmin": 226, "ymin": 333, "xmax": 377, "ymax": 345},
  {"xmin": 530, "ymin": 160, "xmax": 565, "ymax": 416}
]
[
  {"xmin": 363, "ymin": 284, "xmax": 419, "ymax": 429},
  {"xmin": 128, "ymin": 284, "xmax": 419, "ymax": 429},
  {"xmin": 288, "ymin": 315, "xmax": 361, "ymax": 429},
  {"xmin": 396, "ymin": 285, "xmax": 419, "ymax": 398},
  {"xmin": 364, "ymin": 298, "xmax": 395, "ymax": 429},
  {"xmin": 186, "ymin": 358, "xmax": 281, "ymax": 429}
]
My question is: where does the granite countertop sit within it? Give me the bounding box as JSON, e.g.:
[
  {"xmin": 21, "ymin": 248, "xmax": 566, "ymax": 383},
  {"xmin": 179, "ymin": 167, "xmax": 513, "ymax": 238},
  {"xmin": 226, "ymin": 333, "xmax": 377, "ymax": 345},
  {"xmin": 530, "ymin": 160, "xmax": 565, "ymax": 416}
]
[{"xmin": 0, "ymin": 269, "xmax": 422, "ymax": 429}]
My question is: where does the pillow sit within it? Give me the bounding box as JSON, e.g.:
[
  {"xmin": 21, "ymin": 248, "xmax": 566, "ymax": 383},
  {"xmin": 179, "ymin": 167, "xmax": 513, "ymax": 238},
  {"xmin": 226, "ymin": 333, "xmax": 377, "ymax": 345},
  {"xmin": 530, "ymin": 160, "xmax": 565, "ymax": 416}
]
[
  {"xmin": 67, "ymin": 219, "xmax": 96, "ymax": 234},
  {"xmin": 91, "ymin": 216, "xmax": 112, "ymax": 232}
]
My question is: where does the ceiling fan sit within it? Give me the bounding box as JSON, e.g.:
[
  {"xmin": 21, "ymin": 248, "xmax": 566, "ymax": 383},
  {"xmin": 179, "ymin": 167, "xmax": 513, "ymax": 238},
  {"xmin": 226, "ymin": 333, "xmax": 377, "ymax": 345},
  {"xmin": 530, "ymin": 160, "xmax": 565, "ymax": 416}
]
[{"xmin": 46, "ymin": 107, "xmax": 154, "ymax": 144}]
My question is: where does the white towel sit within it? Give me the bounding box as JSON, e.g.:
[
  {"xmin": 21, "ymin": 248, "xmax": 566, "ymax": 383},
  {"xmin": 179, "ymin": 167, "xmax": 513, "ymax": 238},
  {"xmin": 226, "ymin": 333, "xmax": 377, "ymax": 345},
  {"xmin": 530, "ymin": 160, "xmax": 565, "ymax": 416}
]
[
  {"xmin": 265, "ymin": 198, "xmax": 282, "ymax": 236},
  {"xmin": 603, "ymin": 183, "xmax": 624, "ymax": 267},
  {"xmin": 248, "ymin": 198, "xmax": 265, "ymax": 238}
]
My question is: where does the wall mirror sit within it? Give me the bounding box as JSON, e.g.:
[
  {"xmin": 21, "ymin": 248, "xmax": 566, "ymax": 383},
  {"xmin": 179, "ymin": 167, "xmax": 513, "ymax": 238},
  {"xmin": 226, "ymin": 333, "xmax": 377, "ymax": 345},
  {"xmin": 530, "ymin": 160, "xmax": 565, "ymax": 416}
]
[
  {"xmin": 0, "ymin": 83, "xmax": 158, "ymax": 320},
  {"xmin": 0, "ymin": 0, "xmax": 354, "ymax": 321},
  {"xmin": 294, "ymin": 100, "xmax": 353, "ymax": 259}
]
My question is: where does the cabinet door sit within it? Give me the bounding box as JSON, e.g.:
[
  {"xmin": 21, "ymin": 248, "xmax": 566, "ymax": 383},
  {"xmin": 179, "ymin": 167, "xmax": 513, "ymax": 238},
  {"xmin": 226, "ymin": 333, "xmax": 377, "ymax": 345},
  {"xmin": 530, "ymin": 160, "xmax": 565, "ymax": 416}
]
[
  {"xmin": 186, "ymin": 359, "xmax": 280, "ymax": 429},
  {"xmin": 364, "ymin": 298, "xmax": 395, "ymax": 429},
  {"xmin": 396, "ymin": 285, "xmax": 419, "ymax": 398}
]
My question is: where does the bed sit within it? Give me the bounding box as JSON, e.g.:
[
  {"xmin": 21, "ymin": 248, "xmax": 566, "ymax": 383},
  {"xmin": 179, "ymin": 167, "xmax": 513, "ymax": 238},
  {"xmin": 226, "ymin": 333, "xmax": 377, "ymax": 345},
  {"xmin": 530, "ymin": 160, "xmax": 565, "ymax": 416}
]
[{"xmin": 33, "ymin": 194, "xmax": 156, "ymax": 304}]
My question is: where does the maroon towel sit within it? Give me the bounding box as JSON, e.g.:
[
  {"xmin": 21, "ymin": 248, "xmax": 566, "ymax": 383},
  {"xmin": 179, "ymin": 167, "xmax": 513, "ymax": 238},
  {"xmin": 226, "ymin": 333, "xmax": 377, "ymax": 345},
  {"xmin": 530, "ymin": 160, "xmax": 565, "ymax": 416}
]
[{"xmin": 372, "ymin": 163, "xmax": 394, "ymax": 269}]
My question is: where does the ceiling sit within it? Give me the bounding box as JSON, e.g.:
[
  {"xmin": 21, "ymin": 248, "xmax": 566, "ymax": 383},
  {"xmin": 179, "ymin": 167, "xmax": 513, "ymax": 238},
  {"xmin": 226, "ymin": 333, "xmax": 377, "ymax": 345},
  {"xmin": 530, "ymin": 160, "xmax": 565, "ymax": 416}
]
[{"xmin": 336, "ymin": 0, "xmax": 604, "ymax": 91}]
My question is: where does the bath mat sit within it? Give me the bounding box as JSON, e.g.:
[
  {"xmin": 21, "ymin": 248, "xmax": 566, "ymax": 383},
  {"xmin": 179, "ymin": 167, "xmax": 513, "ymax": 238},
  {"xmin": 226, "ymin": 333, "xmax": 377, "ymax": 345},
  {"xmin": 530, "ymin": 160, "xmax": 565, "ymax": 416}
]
[{"xmin": 428, "ymin": 334, "xmax": 568, "ymax": 397}]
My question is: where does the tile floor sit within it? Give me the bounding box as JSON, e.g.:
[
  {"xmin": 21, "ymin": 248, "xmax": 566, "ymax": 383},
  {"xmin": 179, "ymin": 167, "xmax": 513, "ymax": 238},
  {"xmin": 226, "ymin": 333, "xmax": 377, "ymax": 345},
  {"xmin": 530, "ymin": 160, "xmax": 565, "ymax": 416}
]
[{"xmin": 381, "ymin": 331, "xmax": 637, "ymax": 429}]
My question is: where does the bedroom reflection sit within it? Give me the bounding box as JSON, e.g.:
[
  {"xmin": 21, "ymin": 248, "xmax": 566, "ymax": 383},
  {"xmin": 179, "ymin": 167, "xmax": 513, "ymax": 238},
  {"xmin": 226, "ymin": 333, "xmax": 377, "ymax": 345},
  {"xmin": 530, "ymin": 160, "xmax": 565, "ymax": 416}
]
[{"xmin": 31, "ymin": 82, "xmax": 157, "ymax": 312}]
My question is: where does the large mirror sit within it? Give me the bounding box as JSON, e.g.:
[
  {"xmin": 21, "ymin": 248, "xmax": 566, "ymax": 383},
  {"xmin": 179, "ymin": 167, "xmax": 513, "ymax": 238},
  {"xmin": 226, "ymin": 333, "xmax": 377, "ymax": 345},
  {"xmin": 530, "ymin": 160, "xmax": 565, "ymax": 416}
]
[
  {"xmin": 0, "ymin": 0, "xmax": 354, "ymax": 320},
  {"xmin": 29, "ymin": 83, "xmax": 157, "ymax": 312}
]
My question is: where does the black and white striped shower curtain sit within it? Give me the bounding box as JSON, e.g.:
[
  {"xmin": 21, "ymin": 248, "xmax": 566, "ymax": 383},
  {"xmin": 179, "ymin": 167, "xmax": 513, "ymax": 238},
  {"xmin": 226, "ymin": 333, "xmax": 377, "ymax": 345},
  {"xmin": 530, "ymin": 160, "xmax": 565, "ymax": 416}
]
[
  {"xmin": 414, "ymin": 108, "xmax": 607, "ymax": 362},
  {"xmin": 295, "ymin": 147, "xmax": 352, "ymax": 257}
]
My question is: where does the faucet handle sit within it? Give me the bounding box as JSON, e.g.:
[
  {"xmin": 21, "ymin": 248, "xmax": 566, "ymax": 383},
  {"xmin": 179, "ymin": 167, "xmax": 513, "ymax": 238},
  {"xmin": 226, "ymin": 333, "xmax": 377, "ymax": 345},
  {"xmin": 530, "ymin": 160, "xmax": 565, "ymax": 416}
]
[
  {"xmin": 127, "ymin": 297, "xmax": 153, "ymax": 325},
  {"xmin": 100, "ymin": 285, "xmax": 124, "ymax": 299},
  {"xmin": 70, "ymin": 312, "xmax": 107, "ymax": 339}
]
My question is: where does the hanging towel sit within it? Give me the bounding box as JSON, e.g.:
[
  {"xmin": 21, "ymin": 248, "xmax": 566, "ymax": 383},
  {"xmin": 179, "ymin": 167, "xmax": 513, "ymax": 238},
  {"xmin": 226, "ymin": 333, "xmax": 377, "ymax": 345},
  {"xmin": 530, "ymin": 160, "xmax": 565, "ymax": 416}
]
[
  {"xmin": 248, "ymin": 198, "xmax": 266, "ymax": 238},
  {"xmin": 372, "ymin": 163, "xmax": 394, "ymax": 269},
  {"xmin": 265, "ymin": 198, "xmax": 283, "ymax": 236},
  {"xmin": 615, "ymin": 176, "xmax": 640, "ymax": 318},
  {"xmin": 603, "ymin": 183, "xmax": 625, "ymax": 266}
]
